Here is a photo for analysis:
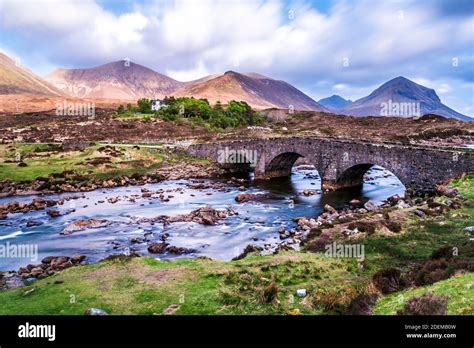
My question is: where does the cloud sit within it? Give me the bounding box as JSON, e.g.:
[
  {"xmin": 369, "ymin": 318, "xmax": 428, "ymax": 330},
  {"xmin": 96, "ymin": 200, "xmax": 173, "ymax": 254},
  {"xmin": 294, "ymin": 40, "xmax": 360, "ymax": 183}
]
[{"xmin": 0, "ymin": 0, "xmax": 472, "ymax": 114}]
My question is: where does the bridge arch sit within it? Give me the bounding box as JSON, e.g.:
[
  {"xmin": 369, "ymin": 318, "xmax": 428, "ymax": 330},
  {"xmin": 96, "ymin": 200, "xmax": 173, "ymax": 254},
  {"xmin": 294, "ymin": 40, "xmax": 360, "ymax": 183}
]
[
  {"xmin": 263, "ymin": 151, "xmax": 307, "ymax": 178},
  {"xmin": 333, "ymin": 162, "xmax": 406, "ymax": 191}
]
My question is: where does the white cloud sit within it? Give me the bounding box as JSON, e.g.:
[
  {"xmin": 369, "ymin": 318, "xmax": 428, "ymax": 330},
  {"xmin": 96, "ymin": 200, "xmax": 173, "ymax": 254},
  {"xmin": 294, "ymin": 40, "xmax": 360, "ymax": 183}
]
[{"xmin": 0, "ymin": 0, "xmax": 472, "ymax": 114}]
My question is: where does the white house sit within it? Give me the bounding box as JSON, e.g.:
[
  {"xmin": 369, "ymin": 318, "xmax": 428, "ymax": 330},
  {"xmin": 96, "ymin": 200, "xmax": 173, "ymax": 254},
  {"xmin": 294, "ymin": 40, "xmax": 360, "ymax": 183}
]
[{"xmin": 151, "ymin": 99, "xmax": 162, "ymax": 111}]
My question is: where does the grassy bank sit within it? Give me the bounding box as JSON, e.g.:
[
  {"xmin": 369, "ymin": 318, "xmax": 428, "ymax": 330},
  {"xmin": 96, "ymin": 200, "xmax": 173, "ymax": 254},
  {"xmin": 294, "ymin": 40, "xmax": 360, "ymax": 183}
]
[
  {"xmin": 0, "ymin": 143, "xmax": 191, "ymax": 183},
  {"xmin": 374, "ymin": 272, "xmax": 473, "ymax": 315}
]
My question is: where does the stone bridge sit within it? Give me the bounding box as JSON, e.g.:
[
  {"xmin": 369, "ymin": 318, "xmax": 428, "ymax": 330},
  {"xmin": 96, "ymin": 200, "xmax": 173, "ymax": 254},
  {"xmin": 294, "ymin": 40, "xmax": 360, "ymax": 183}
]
[{"xmin": 186, "ymin": 137, "xmax": 473, "ymax": 193}]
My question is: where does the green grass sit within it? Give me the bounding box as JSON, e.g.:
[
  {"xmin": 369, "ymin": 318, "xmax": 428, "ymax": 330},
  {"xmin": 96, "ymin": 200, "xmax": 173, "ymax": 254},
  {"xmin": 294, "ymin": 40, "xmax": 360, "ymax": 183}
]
[
  {"xmin": 0, "ymin": 257, "xmax": 224, "ymax": 315},
  {"xmin": 374, "ymin": 272, "xmax": 474, "ymax": 315},
  {"xmin": 112, "ymin": 112, "xmax": 156, "ymax": 120},
  {"xmin": 0, "ymin": 143, "xmax": 169, "ymax": 182},
  {"xmin": 450, "ymin": 173, "xmax": 474, "ymax": 200},
  {"xmin": 0, "ymin": 253, "xmax": 366, "ymax": 315}
]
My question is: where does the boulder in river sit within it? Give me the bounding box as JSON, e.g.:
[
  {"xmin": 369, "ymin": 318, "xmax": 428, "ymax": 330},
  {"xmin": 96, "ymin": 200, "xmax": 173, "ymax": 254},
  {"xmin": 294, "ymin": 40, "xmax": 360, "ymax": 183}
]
[
  {"xmin": 159, "ymin": 206, "xmax": 233, "ymax": 226},
  {"xmin": 61, "ymin": 219, "xmax": 110, "ymax": 235},
  {"xmin": 235, "ymin": 193, "xmax": 272, "ymax": 203},
  {"xmin": 147, "ymin": 242, "xmax": 195, "ymax": 255},
  {"xmin": 147, "ymin": 242, "xmax": 168, "ymax": 254},
  {"xmin": 232, "ymin": 244, "xmax": 263, "ymax": 261}
]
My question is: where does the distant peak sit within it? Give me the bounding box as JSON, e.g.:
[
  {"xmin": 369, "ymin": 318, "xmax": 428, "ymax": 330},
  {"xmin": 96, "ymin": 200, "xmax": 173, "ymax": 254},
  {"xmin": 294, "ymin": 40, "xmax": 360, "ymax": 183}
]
[
  {"xmin": 388, "ymin": 76, "xmax": 412, "ymax": 83},
  {"xmin": 224, "ymin": 70, "xmax": 239, "ymax": 75}
]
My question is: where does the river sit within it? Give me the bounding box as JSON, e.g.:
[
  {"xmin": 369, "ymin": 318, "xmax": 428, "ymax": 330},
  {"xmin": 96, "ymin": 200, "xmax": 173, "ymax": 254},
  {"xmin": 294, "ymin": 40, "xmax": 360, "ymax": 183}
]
[{"xmin": 0, "ymin": 166, "xmax": 404, "ymax": 270}]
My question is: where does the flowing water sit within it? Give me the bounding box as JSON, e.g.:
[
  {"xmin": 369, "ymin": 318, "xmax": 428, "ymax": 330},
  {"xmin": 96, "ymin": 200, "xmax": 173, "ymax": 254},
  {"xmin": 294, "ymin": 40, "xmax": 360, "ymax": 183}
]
[{"xmin": 0, "ymin": 166, "xmax": 404, "ymax": 270}]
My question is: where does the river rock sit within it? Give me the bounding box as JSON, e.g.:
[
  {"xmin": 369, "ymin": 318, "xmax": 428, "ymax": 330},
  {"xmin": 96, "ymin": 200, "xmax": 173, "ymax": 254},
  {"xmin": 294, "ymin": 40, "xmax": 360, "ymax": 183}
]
[
  {"xmin": 30, "ymin": 267, "xmax": 43, "ymax": 278},
  {"xmin": 232, "ymin": 244, "xmax": 263, "ymax": 261},
  {"xmin": 41, "ymin": 256, "xmax": 56, "ymax": 264},
  {"xmin": 301, "ymin": 190, "xmax": 316, "ymax": 196},
  {"xmin": 147, "ymin": 242, "xmax": 168, "ymax": 254},
  {"xmin": 386, "ymin": 195, "xmax": 401, "ymax": 206},
  {"xmin": 107, "ymin": 196, "xmax": 120, "ymax": 204},
  {"xmin": 61, "ymin": 219, "xmax": 110, "ymax": 234},
  {"xmin": 349, "ymin": 199, "xmax": 361, "ymax": 206},
  {"xmin": 363, "ymin": 200, "xmax": 377, "ymax": 212},
  {"xmin": 47, "ymin": 209, "xmax": 61, "ymax": 218},
  {"xmin": 71, "ymin": 255, "xmax": 86, "ymax": 264},
  {"xmin": 323, "ymin": 204, "xmax": 337, "ymax": 214},
  {"xmin": 235, "ymin": 193, "xmax": 271, "ymax": 203},
  {"xmin": 435, "ymin": 185, "xmax": 458, "ymax": 198},
  {"xmin": 85, "ymin": 308, "xmax": 108, "ymax": 316},
  {"xmin": 414, "ymin": 210, "xmax": 426, "ymax": 217},
  {"xmin": 44, "ymin": 256, "xmax": 72, "ymax": 271},
  {"xmin": 166, "ymin": 245, "xmax": 195, "ymax": 255},
  {"xmin": 160, "ymin": 206, "xmax": 231, "ymax": 226},
  {"xmin": 396, "ymin": 200, "xmax": 411, "ymax": 209},
  {"xmin": 0, "ymin": 272, "xmax": 24, "ymax": 290}
]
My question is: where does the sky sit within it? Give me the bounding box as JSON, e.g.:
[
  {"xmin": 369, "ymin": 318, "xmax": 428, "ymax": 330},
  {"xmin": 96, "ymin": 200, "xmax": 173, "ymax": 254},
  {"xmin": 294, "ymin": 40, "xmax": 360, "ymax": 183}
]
[{"xmin": 0, "ymin": 0, "xmax": 473, "ymax": 115}]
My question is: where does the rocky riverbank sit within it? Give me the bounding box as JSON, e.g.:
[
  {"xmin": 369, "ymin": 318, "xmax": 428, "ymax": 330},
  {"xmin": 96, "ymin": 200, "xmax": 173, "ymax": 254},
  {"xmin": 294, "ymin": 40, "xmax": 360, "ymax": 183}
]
[{"xmin": 0, "ymin": 159, "xmax": 226, "ymax": 198}]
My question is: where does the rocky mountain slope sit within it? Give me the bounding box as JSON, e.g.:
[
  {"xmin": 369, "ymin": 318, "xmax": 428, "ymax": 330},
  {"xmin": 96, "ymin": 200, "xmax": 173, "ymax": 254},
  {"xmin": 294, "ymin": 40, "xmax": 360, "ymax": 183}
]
[
  {"xmin": 341, "ymin": 76, "xmax": 471, "ymax": 121},
  {"xmin": 45, "ymin": 60, "xmax": 183, "ymax": 100},
  {"xmin": 0, "ymin": 53, "xmax": 64, "ymax": 96},
  {"xmin": 173, "ymin": 70, "xmax": 328, "ymax": 111}
]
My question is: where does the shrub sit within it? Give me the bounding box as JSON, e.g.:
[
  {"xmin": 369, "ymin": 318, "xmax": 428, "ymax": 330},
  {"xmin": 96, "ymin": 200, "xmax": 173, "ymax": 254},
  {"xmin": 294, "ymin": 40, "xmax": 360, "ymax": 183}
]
[
  {"xmin": 383, "ymin": 220, "xmax": 402, "ymax": 233},
  {"xmin": 304, "ymin": 233, "xmax": 332, "ymax": 252},
  {"xmin": 117, "ymin": 104, "xmax": 125, "ymax": 114},
  {"xmin": 372, "ymin": 268, "xmax": 406, "ymax": 294},
  {"xmin": 345, "ymin": 294, "xmax": 379, "ymax": 315},
  {"xmin": 431, "ymin": 245, "xmax": 455, "ymax": 260},
  {"xmin": 260, "ymin": 282, "xmax": 278, "ymax": 303},
  {"xmin": 348, "ymin": 220, "xmax": 378, "ymax": 234},
  {"xmin": 137, "ymin": 98, "xmax": 152, "ymax": 114},
  {"xmin": 314, "ymin": 285, "xmax": 358, "ymax": 312},
  {"xmin": 397, "ymin": 292, "xmax": 448, "ymax": 315}
]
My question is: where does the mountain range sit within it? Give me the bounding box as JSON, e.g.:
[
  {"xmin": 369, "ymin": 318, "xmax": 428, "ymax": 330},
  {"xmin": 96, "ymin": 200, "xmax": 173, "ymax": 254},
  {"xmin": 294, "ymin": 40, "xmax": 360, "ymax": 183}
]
[
  {"xmin": 0, "ymin": 52, "xmax": 471, "ymax": 120},
  {"xmin": 318, "ymin": 95, "xmax": 352, "ymax": 110}
]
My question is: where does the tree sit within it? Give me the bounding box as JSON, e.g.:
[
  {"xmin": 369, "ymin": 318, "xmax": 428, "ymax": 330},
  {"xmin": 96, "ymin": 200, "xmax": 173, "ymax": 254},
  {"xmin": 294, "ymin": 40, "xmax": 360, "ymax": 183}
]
[
  {"xmin": 137, "ymin": 98, "xmax": 152, "ymax": 113},
  {"xmin": 117, "ymin": 104, "xmax": 125, "ymax": 114}
]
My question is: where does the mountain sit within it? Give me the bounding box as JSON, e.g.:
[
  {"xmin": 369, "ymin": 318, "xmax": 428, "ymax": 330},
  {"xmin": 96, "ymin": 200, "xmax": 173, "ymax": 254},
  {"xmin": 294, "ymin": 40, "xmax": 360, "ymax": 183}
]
[
  {"xmin": 341, "ymin": 76, "xmax": 471, "ymax": 121},
  {"xmin": 45, "ymin": 60, "xmax": 183, "ymax": 100},
  {"xmin": 173, "ymin": 71, "xmax": 328, "ymax": 111},
  {"xmin": 318, "ymin": 95, "xmax": 352, "ymax": 110},
  {"xmin": 0, "ymin": 52, "xmax": 64, "ymax": 96}
]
